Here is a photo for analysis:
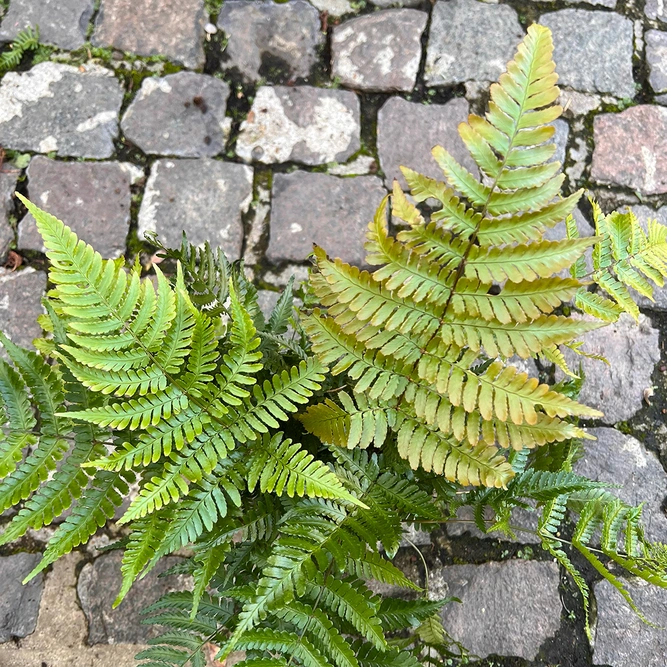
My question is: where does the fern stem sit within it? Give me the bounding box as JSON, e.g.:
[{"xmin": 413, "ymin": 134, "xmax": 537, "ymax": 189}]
[
  {"xmin": 403, "ymin": 535, "xmax": 430, "ymax": 596},
  {"xmin": 284, "ymin": 562, "xmax": 334, "ymax": 667},
  {"xmin": 421, "ymin": 517, "xmax": 615, "ymax": 557}
]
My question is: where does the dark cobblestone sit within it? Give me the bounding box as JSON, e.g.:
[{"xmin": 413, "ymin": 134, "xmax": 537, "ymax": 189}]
[
  {"xmin": 0, "ymin": 553, "xmax": 44, "ymax": 643},
  {"xmin": 0, "ymin": 0, "xmax": 94, "ymax": 51},
  {"xmin": 268, "ymin": 171, "xmax": 386, "ymax": 265},
  {"xmin": 121, "ymin": 72, "xmax": 231, "ymax": 157},
  {"xmin": 331, "ymin": 9, "xmax": 427, "ymax": 92},
  {"xmin": 218, "ymin": 0, "xmax": 323, "ymax": 82},
  {"xmin": 138, "ymin": 158, "xmax": 252, "ymax": 257},
  {"xmin": 0, "ymin": 62, "xmax": 123, "ymax": 159},
  {"xmin": 93, "ymin": 0, "xmax": 206, "ymax": 69},
  {"xmin": 19, "ymin": 156, "xmax": 132, "ymax": 259},
  {"xmin": 77, "ymin": 553, "xmax": 189, "ymax": 644}
]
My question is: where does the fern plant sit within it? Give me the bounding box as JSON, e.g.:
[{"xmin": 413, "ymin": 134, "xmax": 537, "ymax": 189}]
[
  {"xmin": 1, "ymin": 22, "xmax": 667, "ymax": 667},
  {"xmin": 0, "ymin": 26, "xmax": 41, "ymax": 72},
  {"xmin": 300, "ymin": 23, "xmax": 667, "ymax": 641}
]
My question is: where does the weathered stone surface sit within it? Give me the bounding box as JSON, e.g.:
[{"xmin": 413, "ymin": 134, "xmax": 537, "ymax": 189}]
[
  {"xmin": 560, "ymin": 314, "xmax": 660, "ymax": 423},
  {"xmin": 551, "ymin": 118, "xmax": 569, "ymax": 167},
  {"xmin": 309, "ymin": 0, "xmax": 354, "ymax": 17},
  {"xmin": 218, "ymin": 0, "xmax": 323, "ymax": 82},
  {"xmin": 0, "ymin": 553, "xmax": 44, "ymax": 643},
  {"xmin": 268, "ymin": 172, "xmax": 386, "ymax": 265},
  {"xmin": 0, "ymin": 552, "xmax": 142, "ymax": 666},
  {"xmin": 425, "ymin": 0, "xmax": 523, "ymax": 87},
  {"xmin": 540, "ymin": 10, "xmax": 635, "ymax": 98},
  {"xmin": 432, "ymin": 560, "xmax": 561, "ymax": 660},
  {"xmin": 594, "ymin": 578, "xmax": 667, "ymax": 667},
  {"xmin": 370, "ymin": 0, "xmax": 421, "ymax": 6},
  {"xmin": 236, "ymin": 86, "xmax": 360, "ymax": 165},
  {"xmin": 377, "ymin": 96, "xmax": 475, "ymax": 189},
  {"xmin": 138, "ymin": 158, "xmax": 252, "ymax": 257},
  {"xmin": 559, "ymin": 89, "xmax": 602, "ymax": 118},
  {"xmin": 577, "ymin": 428, "xmax": 667, "ymax": 543},
  {"xmin": 0, "ymin": 166, "xmax": 18, "ymax": 260},
  {"xmin": 257, "ymin": 290, "xmax": 280, "ymax": 318},
  {"xmin": 647, "ymin": 30, "xmax": 667, "ymax": 95},
  {"xmin": 121, "ymin": 72, "xmax": 231, "ymax": 157},
  {"xmin": 18, "ymin": 157, "xmax": 131, "ymax": 259},
  {"xmin": 591, "ymin": 106, "xmax": 667, "ymax": 195},
  {"xmin": 331, "ymin": 9, "xmax": 427, "ymax": 92},
  {"xmin": 646, "ymin": 0, "xmax": 667, "ymax": 21},
  {"xmin": 0, "ymin": 268, "xmax": 46, "ymax": 349},
  {"xmin": 78, "ymin": 552, "xmax": 189, "ymax": 644},
  {"xmin": 532, "ymin": 0, "xmax": 616, "ymax": 7},
  {"xmin": 328, "ymin": 154, "xmax": 377, "ymax": 176},
  {"xmin": 0, "ymin": 62, "xmax": 123, "ymax": 159},
  {"xmin": 0, "ymin": 0, "xmax": 94, "ymax": 50},
  {"xmin": 93, "ymin": 0, "xmax": 206, "ymax": 69}
]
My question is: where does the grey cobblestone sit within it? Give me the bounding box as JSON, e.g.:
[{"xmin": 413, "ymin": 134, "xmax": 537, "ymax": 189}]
[
  {"xmin": 121, "ymin": 72, "xmax": 231, "ymax": 157},
  {"xmin": 218, "ymin": 0, "xmax": 323, "ymax": 82},
  {"xmin": 560, "ymin": 313, "xmax": 660, "ymax": 423},
  {"xmin": 331, "ymin": 9, "xmax": 427, "ymax": 92},
  {"xmin": 268, "ymin": 171, "xmax": 386, "ymax": 265},
  {"xmin": 377, "ymin": 96, "xmax": 474, "ymax": 189},
  {"xmin": 78, "ymin": 553, "xmax": 189, "ymax": 644},
  {"xmin": 0, "ymin": 553, "xmax": 44, "ymax": 643},
  {"xmin": 540, "ymin": 9, "xmax": 635, "ymax": 98},
  {"xmin": 0, "ymin": 0, "xmax": 94, "ymax": 51},
  {"xmin": 594, "ymin": 578, "xmax": 667, "ymax": 667},
  {"xmin": 425, "ymin": 0, "xmax": 523, "ymax": 86},
  {"xmin": 431, "ymin": 561, "xmax": 561, "ymax": 660},
  {"xmin": 0, "ymin": 62, "xmax": 123, "ymax": 159},
  {"xmin": 138, "ymin": 158, "xmax": 252, "ymax": 256},
  {"xmin": 0, "ymin": 165, "xmax": 18, "ymax": 261},
  {"xmin": 0, "ymin": 268, "xmax": 47, "ymax": 349},
  {"xmin": 647, "ymin": 30, "xmax": 667, "ymax": 95},
  {"xmin": 19, "ymin": 156, "xmax": 132, "ymax": 259},
  {"xmin": 576, "ymin": 428, "xmax": 667, "ymax": 543},
  {"xmin": 236, "ymin": 85, "xmax": 360, "ymax": 165},
  {"xmin": 93, "ymin": 0, "xmax": 206, "ymax": 69}
]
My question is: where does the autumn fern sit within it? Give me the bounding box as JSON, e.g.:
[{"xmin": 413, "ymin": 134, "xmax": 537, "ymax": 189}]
[
  {"xmin": 301, "ymin": 22, "xmax": 667, "ymax": 641},
  {"xmin": 303, "ymin": 24, "xmax": 603, "ymax": 489}
]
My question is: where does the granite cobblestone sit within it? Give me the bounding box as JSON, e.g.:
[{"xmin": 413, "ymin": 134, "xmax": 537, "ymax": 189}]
[{"xmin": 0, "ymin": 0, "xmax": 666, "ymax": 664}]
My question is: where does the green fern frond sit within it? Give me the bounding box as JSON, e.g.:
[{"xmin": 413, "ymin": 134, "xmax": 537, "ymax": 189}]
[
  {"xmin": 247, "ymin": 432, "xmax": 365, "ymax": 506},
  {"xmin": 581, "ymin": 206, "xmax": 667, "ymax": 322},
  {"xmin": 236, "ymin": 628, "xmax": 333, "ymax": 667},
  {"xmin": 25, "ymin": 468, "xmax": 131, "ymax": 581},
  {"xmin": 0, "ymin": 359, "xmax": 37, "ymax": 479},
  {"xmin": 0, "ymin": 26, "xmax": 40, "ymax": 72},
  {"xmin": 307, "ymin": 578, "xmax": 386, "ymax": 650},
  {"xmin": 273, "ymin": 601, "xmax": 360, "ymax": 667}
]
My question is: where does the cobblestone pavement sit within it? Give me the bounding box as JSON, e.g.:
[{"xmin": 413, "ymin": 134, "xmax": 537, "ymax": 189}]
[{"xmin": 0, "ymin": 1, "xmax": 666, "ymax": 666}]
